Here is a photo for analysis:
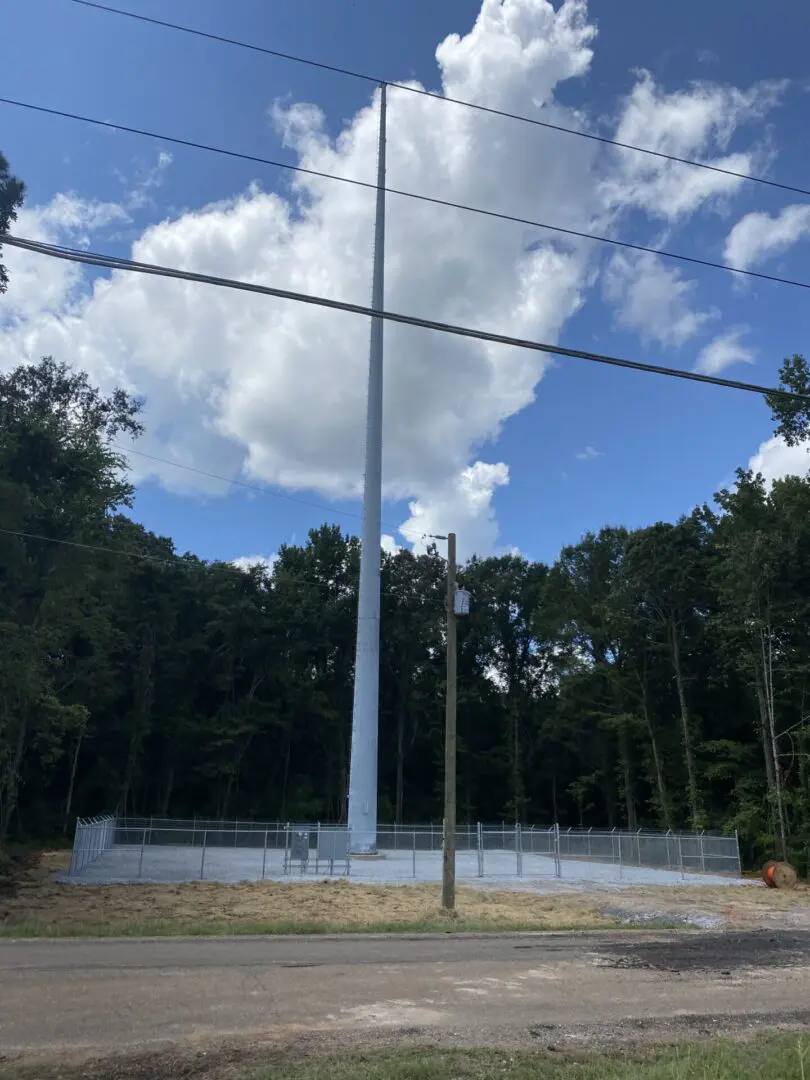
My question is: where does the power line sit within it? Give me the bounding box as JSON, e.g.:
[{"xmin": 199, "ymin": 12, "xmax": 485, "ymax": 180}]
[
  {"xmin": 0, "ymin": 526, "xmax": 183, "ymax": 566},
  {"xmin": 5, "ymin": 231, "xmax": 808, "ymax": 403},
  {"xmin": 64, "ymin": 0, "xmax": 810, "ymax": 199},
  {"xmin": 4, "ymin": 98, "xmax": 808, "ymax": 294},
  {"xmin": 114, "ymin": 443, "xmax": 402, "ymax": 533},
  {"xmin": 0, "ymin": 525, "xmax": 359, "ymax": 592}
]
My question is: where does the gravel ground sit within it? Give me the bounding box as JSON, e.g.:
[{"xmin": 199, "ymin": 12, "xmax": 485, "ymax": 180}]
[{"xmin": 66, "ymin": 844, "xmax": 751, "ymax": 890}]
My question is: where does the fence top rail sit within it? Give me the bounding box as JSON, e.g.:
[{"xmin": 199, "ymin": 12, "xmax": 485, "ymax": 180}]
[{"xmin": 107, "ymin": 817, "xmax": 739, "ymax": 842}]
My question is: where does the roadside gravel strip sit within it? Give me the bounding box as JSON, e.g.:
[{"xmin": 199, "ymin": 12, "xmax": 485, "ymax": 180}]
[{"xmin": 3, "ymin": 930, "xmax": 810, "ymax": 1065}]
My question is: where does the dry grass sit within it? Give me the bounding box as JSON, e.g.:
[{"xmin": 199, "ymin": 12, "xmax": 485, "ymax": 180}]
[
  {"xmin": 2, "ymin": 850, "xmax": 809, "ymax": 937},
  {"xmin": 0, "ymin": 852, "xmax": 616, "ymax": 936}
]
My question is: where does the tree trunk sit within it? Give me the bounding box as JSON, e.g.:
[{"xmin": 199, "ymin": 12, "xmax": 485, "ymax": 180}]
[
  {"xmin": 640, "ymin": 687, "xmax": 672, "ymax": 830},
  {"xmin": 670, "ymin": 623, "xmax": 700, "ymax": 828},
  {"xmin": 159, "ymin": 764, "xmax": 174, "ymax": 818},
  {"xmin": 754, "ymin": 673, "xmax": 777, "ymax": 806},
  {"xmin": 512, "ymin": 703, "xmax": 522, "ymax": 821},
  {"xmin": 0, "ymin": 707, "xmax": 28, "ymax": 844},
  {"xmin": 63, "ymin": 731, "xmax": 84, "ymax": 833},
  {"xmin": 395, "ymin": 704, "xmax": 405, "ymax": 825},
  {"xmin": 279, "ymin": 728, "xmax": 291, "ymax": 820},
  {"xmin": 119, "ymin": 632, "xmax": 155, "ymax": 815},
  {"xmin": 619, "ymin": 722, "xmax": 636, "ymax": 828},
  {"xmin": 760, "ymin": 628, "xmax": 788, "ymax": 859}
]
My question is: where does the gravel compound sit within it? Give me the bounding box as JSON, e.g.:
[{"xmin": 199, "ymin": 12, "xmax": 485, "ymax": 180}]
[{"xmin": 65, "ymin": 843, "xmax": 753, "ymax": 891}]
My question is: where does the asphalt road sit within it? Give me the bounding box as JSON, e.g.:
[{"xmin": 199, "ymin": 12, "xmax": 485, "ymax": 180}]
[{"xmin": 3, "ymin": 930, "xmax": 810, "ymax": 1059}]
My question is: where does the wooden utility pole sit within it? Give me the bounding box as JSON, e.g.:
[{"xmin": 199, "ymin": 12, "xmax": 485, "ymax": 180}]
[{"xmin": 442, "ymin": 531, "xmax": 457, "ymax": 912}]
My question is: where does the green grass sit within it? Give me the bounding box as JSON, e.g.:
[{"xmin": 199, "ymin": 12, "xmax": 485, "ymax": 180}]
[
  {"xmin": 2, "ymin": 1035, "xmax": 808, "ymax": 1080},
  {"xmin": 250, "ymin": 1037, "xmax": 810, "ymax": 1080}
]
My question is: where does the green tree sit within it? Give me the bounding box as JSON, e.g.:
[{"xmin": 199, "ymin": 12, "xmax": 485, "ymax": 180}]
[
  {"xmin": 0, "ymin": 358, "xmax": 141, "ymax": 840},
  {"xmin": 766, "ymin": 354, "xmax": 810, "ymax": 450},
  {"xmin": 0, "ymin": 151, "xmax": 25, "ymax": 293}
]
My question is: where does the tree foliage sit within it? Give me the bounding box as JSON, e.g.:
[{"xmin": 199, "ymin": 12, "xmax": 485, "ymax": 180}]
[
  {"xmin": 2, "ymin": 355, "xmax": 810, "ymax": 871},
  {"xmin": 0, "ymin": 152, "xmax": 25, "ymax": 294}
]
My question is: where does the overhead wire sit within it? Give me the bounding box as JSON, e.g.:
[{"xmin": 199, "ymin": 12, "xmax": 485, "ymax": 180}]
[
  {"xmin": 0, "ymin": 525, "xmax": 362, "ymax": 593},
  {"xmin": 64, "ymin": 0, "xmax": 810, "ymax": 199},
  {"xmin": 114, "ymin": 443, "xmax": 403, "ymax": 534},
  {"xmin": 4, "ymin": 231, "xmax": 808, "ymax": 403},
  {"xmin": 3, "ymin": 97, "xmax": 808, "ymax": 293}
]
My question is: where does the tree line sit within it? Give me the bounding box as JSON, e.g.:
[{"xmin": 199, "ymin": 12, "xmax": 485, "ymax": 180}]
[
  {"xmin": 1, "ymin": 154, "xmax": 809, "ymax": 869},
  {"xmin": 2, "ymin": 355, "xmax": 810, "ymax": 872}
]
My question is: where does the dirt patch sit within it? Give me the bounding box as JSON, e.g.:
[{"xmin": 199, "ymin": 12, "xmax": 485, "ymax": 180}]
[
  {"xmin": 588, "ymin": 929, "xmax": 810, "ymax": 972},
  {"xmin": 603, "ymin": 882, "xmax": 810, "ymax": 931}
]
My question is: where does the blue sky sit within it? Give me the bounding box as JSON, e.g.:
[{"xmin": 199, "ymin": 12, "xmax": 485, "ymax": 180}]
[{"xmin": 3, "ymin": 0, "xmax": 810, "ymax": 566}]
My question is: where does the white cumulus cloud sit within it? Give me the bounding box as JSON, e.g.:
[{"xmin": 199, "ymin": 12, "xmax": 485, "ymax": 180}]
[
  {"xmin": 694, "ymin": 326, "xmax": 755, "ymax": 375},
  {"xmin": 0, "ymin": 0, "xmax": 787, "ymax": 556},
  {"xmin": 724, "ymin": 204, "xmax": 810, "ymax": 271},
  {"xmin": 749, "ymin": 436, "xmax": 810, "ymax": 486},
  {"xmin": 603, "ymin": 251, "xmax": 716, "ymax": 348},
  {"xmin": 599, "ymin": 71, "xmax": 786, "ymax": 220}
]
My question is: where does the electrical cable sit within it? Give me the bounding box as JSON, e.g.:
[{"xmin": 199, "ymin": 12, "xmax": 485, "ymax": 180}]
[
  {"xmin": 4, "ymin": 231, "xmax": 808, "ymax": 403},
  {"xmin": 113, "ymin": 442, "xmax": 403, "ymax": 533},
  {"xmin": 0, "ymin": 525, "xmax": 360, "ymax": 592},
  {"xmin": 64, "ymin": 0, "xmax": 810, "ymax": 199},
  {"xmin": 3, "ymin": 97, "xmax": 807, "ymax": 293}
]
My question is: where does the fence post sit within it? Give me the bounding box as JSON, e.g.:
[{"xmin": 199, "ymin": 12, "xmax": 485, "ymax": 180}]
[
  {"xmin": 618, "ymin": 834, "xmax": 623, "ymax": 881},
  {"xmin": 636, "ymin": 828, "xmax": 642, "ymax": 867},
  {"xmin": 477, "ymin": 822, "xmax": 483, "ymax": 877},
  {"xmin": 677, "ymin": 834, "xmax": 685, "ymax": 882},
  {"xmin": 68, "ymin": 825, "xmax": 77, "ymax": 878},
  {"xmin": 70, "ymin": 823, "xmax": 80, "ymax": 877},
  {"xmin": 734, "ymin": 829, "xmax": 741, "ymax": 876},
  {"xmin": 516, "ymin": 823, "xmax": 522, "ymax": 877},
  {"xmin": 262, "ymin": 829, "xmax": 268, "ymax": 881},
  {"xmin": 699, "ymin": 831, "xmax": 706, "ymax": 873},
  {"xmin": 200, "ymin": 829, "xmax": 208, "ymax": 880},
  {"xmin": 412, "ymin": 831, "xmax": 416, "ymax": 878},
  {"xmin": 587, "ymin": 826, "xmax": 592, "ymax": 858}
]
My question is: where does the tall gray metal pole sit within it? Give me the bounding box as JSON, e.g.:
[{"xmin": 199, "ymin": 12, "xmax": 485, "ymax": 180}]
[
  {"xmin": 442, "ymin": 532, "xmax": 458, "ymax": 911},
  {"xmin": 347, "ymin": 83, "xmax": 387, "ymax": 855}
]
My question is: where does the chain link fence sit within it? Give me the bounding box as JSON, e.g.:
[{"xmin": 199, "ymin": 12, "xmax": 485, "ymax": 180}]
[
  {"xmin": 68, "ymin": 815, "xmax": 117, "ymax": 876},
  {"xmin": 66, "ymin": 816, "xmax": 741, "ymax": 884}
]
